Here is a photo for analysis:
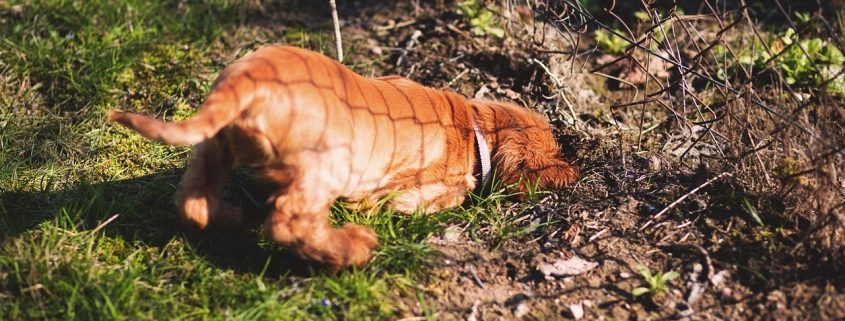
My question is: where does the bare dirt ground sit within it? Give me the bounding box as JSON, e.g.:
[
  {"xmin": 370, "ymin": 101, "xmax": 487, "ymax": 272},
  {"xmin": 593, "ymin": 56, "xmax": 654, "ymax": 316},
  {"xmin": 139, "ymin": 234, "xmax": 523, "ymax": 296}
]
[{"xmin": 315, "ymin": 1, "xmax": 845, "ymax": 319}]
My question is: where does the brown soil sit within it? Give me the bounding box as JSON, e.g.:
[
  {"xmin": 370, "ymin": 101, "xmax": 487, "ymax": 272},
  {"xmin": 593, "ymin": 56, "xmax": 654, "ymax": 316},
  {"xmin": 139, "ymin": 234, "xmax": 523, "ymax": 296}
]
[{"xmin": 257, "ymin": 1, "xmax": 845, "ymax": 319}]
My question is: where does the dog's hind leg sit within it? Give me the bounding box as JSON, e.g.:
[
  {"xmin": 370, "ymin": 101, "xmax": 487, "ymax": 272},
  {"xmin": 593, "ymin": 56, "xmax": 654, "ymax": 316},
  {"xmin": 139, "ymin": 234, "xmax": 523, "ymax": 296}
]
[
  {"xmin": 262, "ymin": 171, "xmax": 378, "ymax": 270},
  {"xmin": 176, "ymin": 139, "xmax": 243, "ymax": 230}
]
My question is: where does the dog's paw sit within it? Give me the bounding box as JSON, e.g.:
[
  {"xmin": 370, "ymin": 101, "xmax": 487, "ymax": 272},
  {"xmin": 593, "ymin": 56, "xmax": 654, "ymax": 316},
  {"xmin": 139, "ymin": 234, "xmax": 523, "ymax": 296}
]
[
  {"xmin": 180, "ymin": 195, "xmax": 245, "ymax": 231},
  {"xmin": 180, "ymin": 196, "xmax": 210, "ymax": 230},
  {"xmin": 332, "ymin": 224, "xmax": 379, "ymax": 269}
]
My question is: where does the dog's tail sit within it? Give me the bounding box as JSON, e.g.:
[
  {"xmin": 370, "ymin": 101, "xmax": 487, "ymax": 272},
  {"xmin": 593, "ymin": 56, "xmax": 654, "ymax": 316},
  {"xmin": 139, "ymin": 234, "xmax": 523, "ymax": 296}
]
[{"xmin": 108, "ymin": 82, "xmax": 248, "ymax": 146}]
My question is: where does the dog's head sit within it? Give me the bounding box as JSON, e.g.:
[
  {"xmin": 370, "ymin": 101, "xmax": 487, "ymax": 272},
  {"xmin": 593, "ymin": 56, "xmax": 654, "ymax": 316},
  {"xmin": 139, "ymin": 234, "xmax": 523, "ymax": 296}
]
[{"xmin": 474, "ymin": 100, "xmax": 578, "ymax": 193}]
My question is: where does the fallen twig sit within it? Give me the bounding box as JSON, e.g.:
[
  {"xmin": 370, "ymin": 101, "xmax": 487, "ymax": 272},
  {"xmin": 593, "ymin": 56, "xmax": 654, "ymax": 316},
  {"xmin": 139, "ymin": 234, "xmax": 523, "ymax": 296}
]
[
  {"xmin": 374, "ymin": 19, "xmax": 417, "ymax": 32},
  {"xmin": 467, "ymin": 264, "xmax": 486, "ymax": 289},
  {"xmin": 446, "ymin": 23, "xmax": 473, "ymax": 40},
  {"xmin": 446, "ymin": 69, "xmax": 469, "ymax": 88},
  {"xmin": 588, "ymin": 228, "xmax": 607, "ymax": 242},
  {"xmin": 396, "ymin": 30, "xmax": 423, "ymax": 67},
  {"xmin": 91, "ymin": 214, "xmax": 120, "ymax": 234},
  {"xmin": 639, "ymin": 172, "xmax": 733, "ymax": 231},
  {"xmin": 329, "ymin": 0, "xmax": 343, "ymax": 62}
]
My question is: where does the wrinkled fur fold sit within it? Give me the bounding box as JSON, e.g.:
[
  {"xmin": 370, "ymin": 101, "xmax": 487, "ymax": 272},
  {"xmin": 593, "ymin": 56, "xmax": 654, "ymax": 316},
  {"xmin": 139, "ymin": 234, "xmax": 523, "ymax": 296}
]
[{"xmin": 109, "ymin": 45, "xmax": 577, "ymax": 270}]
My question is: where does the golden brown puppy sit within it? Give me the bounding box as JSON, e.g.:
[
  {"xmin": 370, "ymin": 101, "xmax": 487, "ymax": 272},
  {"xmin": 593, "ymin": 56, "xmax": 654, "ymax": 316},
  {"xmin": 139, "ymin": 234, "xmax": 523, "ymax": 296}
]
[{"xmin": 109, "ymin": 45, "xmax": 577, "ymax": 270}]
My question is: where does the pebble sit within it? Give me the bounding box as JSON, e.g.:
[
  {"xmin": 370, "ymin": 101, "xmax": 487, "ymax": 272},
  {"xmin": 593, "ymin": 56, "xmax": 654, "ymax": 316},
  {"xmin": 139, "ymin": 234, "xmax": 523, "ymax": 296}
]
[
  {"xmin": 720, "ymin": 287, "xmax": 733, "ymax": 300},
  {"xmin": 568, "ymin": 302, "xmax": 584, "ymax": 320},
  {"xmin": 513, "ymin": 302, "xmax": 530, "ymax": 318}
]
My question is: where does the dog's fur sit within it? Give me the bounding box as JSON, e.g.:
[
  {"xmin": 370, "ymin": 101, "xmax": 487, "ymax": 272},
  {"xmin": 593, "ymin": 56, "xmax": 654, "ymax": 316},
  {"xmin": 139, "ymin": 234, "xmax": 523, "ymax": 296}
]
[{"xmin": 109, "ymin": 45, "xmax": 577, "ymax": 270}]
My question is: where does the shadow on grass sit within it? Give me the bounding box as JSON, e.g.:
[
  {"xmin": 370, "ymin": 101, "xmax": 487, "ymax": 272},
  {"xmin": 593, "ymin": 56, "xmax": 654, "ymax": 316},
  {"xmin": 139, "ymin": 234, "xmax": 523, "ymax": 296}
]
[{"xmin": 0, "ymin": 168, "xmax": 320, "ymax": 277}]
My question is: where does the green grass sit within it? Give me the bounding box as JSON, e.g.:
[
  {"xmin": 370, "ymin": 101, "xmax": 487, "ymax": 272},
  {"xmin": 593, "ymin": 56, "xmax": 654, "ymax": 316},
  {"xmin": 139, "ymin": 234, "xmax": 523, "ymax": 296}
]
[
  {"xmin": 0, "ymin": 171, "xmax": 440, "ymax": 320},
  {"xmin": 631, "ymin": 265, "xmax": 679, "ymax": 299},
  {"xmin": 0, "ymin": 172, "xmax": 528, "ymax": 319},
  {"xmin": 0, "ymin": 1, "xmax": 543, "ymax": 318}
]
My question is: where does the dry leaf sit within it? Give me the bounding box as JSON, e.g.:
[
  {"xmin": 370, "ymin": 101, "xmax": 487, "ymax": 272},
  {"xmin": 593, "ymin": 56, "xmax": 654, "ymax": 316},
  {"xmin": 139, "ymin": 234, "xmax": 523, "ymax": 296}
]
[{"xmin": 536, "ymin": 254, "xmax": 598, "ymax": 277}]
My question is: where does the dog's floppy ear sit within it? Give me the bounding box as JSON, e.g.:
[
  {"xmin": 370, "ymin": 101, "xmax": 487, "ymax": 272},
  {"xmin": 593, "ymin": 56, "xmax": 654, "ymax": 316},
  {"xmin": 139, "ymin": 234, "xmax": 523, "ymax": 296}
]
[
  {"xmin": 484, "ymin": 102, "xmax": 578, "ymax": 192},
  {"xmin": 494, "ymin": 137, "xmax": 578, "ymax": 191},
  {"xmin": 527, "ymin": 156, "xmax": 579, "ymax": 190}
]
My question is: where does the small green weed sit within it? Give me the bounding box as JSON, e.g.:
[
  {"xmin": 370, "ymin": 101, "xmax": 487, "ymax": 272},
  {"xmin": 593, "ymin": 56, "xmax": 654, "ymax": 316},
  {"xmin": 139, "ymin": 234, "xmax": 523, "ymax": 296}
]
[
  {"xmin": 455, "ymin": 0, "xmax": 505, "ymax": 38},
  {"xmin": 793, "ymin": 12, "xmax": 812, "ymax": 25},
  {"xmin": 741, "ymin": 197, "xmax": 765, "ymax": 227},
  {"xmin": 284, "ymin": 29, "xmax": 333, "ymax": 54},
  {"xmin": 595, "ymin": 9, "xmax": 681, "ymax": 55},
  {"xmin": 594, "ymin": 29, "xmax": 629, "ymax": 54},
  {"xmin": 716, "ymin": 27, "xmax": 845, "ymax": 95},
  {"xmin": 631, "ymin": 265, "xmax": 680, "ymax": 298},
  {"xmin": 772, "ymin": 29, "xmax": 844, "ymax": 90}
]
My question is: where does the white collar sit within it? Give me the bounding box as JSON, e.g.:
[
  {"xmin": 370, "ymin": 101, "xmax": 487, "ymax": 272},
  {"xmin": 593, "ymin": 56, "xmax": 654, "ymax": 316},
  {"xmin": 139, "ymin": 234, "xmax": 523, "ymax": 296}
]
[{"xmin": 472, "ymin": 117, "xmax": 492, "ymax": 193}]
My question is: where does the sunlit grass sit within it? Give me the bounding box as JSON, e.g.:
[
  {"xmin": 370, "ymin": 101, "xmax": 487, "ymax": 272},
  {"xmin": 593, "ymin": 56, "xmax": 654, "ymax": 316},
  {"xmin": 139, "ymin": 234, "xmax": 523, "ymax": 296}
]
[{"xmin": 0, "ymin": 1, "xmax": 544, "ymax": 319}]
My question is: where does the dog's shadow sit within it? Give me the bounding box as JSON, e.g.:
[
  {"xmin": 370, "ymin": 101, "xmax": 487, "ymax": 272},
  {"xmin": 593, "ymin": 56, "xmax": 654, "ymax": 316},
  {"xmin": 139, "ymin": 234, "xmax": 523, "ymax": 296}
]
[{"xmin": 0, "ymin": 168, "xmax": 315, "ymax": 277}]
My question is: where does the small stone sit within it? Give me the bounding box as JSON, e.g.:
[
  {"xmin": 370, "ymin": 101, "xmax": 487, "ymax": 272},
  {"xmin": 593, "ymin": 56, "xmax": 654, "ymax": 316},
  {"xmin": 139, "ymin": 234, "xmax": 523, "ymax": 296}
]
[
  {"xmin": 767, "ymin": 290, "xmax": 787, "ymax": 310},
  {"xmin": 514, "ymin": 302, "xmax": 530, "ymax": 318},
  {"xmin": 619, "ymin": 272, "xmax": 631, "ymax": 279},
  {"xmin": 568, "ymin": 302, "xmax": 584, "ymax": 320},
  {"xmin": 474, "ymin": 85, "xmax": 491, "ymax": 99},
  {"xmin": 720, "ymin": 287, "xmax": 733, "ymax": 300},
  {"xmin": 442, "ymin": 226, "xmax": 461, "ymax": 242},
  {"xmin": 767, "ymin": 290, "xmax": 785, "ymax": 302},
  {"xmin": 536, "ymin": 254, "xmax": 598, "ymax": 277},
  {"xmin": 691, "ymin": 263, "xmax": 703, "ymax": 274},
  {"xmin": 687, "ymin": 283, "xmax": 704, "ymax": 304},
  {"xmin": 711, "ymin": 270, "xmax": 730, "ymax": 287},
  {"xmin": 504, "ymin": 88, "xmax": 520, "ymax": 100}
]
